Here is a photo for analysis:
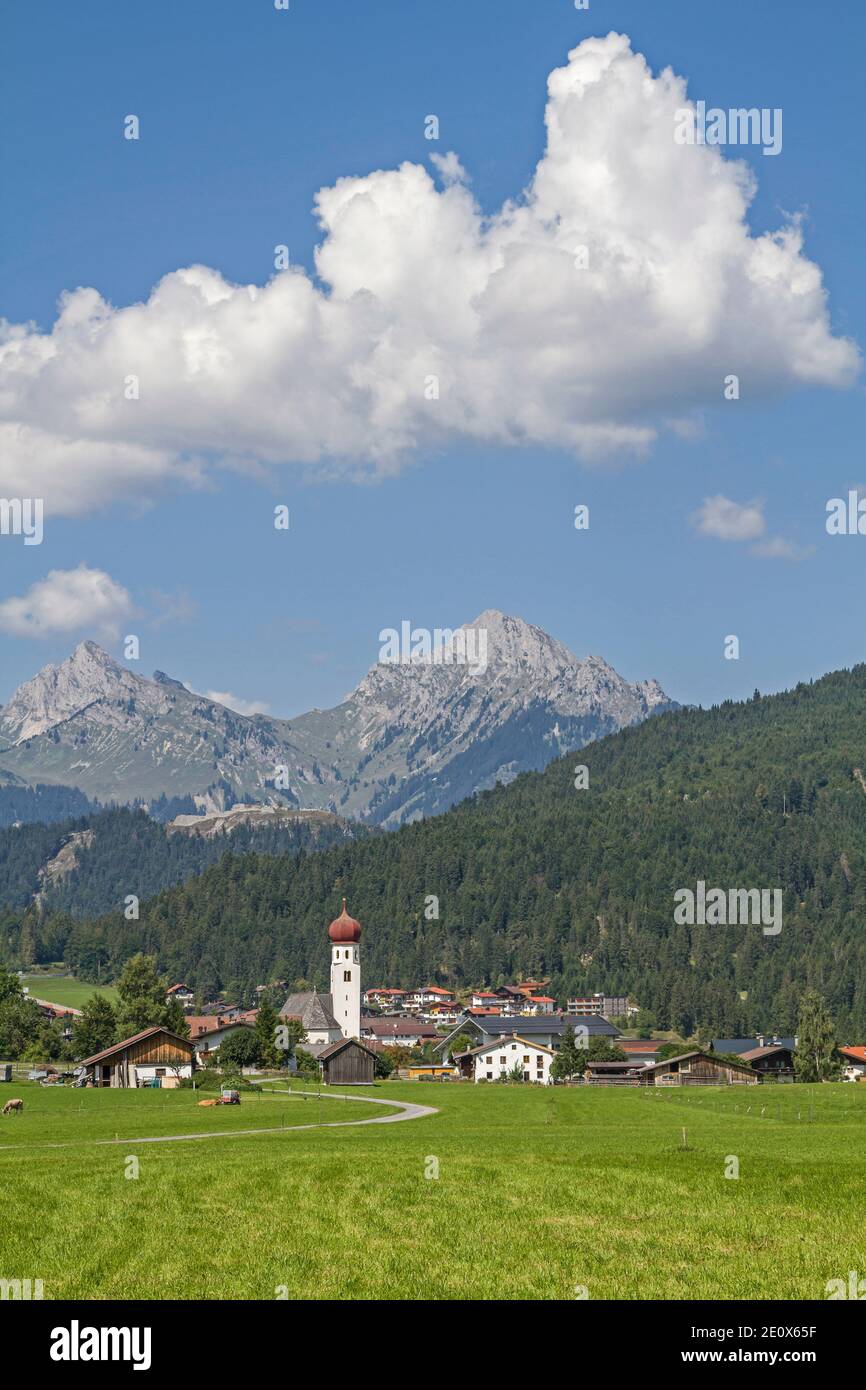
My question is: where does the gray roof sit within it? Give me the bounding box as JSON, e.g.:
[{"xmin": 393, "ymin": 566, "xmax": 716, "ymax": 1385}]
[
  {"xmin": 712, "ymin": 1037, "xmax": 796, "ymax": 1056},
  {"xmin": 434, "ymin": 1012, "xmax": 618, "ymax": 1053},
  {"xmin": 477, "ymin": 1014, "xmax": 618, "ymax": 1037},
  {"xmin": 279, "ymin": 991, "xmax": 340, "ymax": 1033}
]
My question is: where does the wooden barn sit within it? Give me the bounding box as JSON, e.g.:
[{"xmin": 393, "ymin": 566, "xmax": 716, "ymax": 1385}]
[
  {"xmin": 644, "ymin": 1050, "xmax": 759, "ymax": 1087},
  {"xmin": 318, "ymin": 1037, "xmax": 376, "ymax": 1086},
  {"xmin": 80, "ymin": 1026, "xmax": 195, "ymax": 1088}
]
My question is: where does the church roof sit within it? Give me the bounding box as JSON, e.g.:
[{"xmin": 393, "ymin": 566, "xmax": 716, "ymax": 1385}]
[{"xmin": 279, "ymin": 990, "xmax": 340, "ymax": 1032}]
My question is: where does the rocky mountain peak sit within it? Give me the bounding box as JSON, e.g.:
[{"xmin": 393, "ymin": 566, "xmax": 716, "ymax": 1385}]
[{"xmin": 1, "ymin": 642, "xmax": 140, "ymax": 742}]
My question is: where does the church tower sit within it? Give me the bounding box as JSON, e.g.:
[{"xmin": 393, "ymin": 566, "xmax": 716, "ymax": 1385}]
[{"xmin": 328, "ymin": 899, "xmax": 361, "ymax": 1039}]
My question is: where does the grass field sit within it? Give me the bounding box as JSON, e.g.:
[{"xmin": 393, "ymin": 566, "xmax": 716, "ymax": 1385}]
[
  {"xmin": 1, "ymin": 1079, "xmax": 864, "ymax": 1300},
  {"xmin": 19, "ymin": 975, "xmax": 119, "ymax": 1008}
]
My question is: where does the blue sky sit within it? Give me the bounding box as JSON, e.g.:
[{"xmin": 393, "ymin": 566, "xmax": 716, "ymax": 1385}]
[{"xmin": 1, "ymin": 0, "xmax": 864, "ymax": 717}]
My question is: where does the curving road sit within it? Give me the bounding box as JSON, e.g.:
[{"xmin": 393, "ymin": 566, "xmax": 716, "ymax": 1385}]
[{"xmin": 89, "ymin": 1086, "xmax": 438, "ymax": 1146}]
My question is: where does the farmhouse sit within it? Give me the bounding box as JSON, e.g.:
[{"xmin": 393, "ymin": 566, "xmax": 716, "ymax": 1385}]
[
  {"xmin": 711, "ymin": 1035, "xmax": 796, "ymax": 1057},
  {"xmin": 80, "ymin": 1026, "xmax": 195, "ymax": 1088},
  {"xmin": 318, "ymin": 1037, "xmax": 377, "ymax": 1086},
  {"xmin": 738, "ymin": 1043, "xmax": 795, "ymax": 1080},
  {"xmin": 454, "ymin": 1035, "xmax": 554, "ymax": 1084},
  {"xmin": 643, "ymin": 1051, "xmax": 759, "ymax": 1086}
]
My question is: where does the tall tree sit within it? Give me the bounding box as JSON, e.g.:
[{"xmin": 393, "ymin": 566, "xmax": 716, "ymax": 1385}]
[
  {"xmin": 794, "ymin": 990, "xmax": 839, "ymax": 1082},
  {"xmin": 114, "ymin": 953, "xmax": 179, "ymax": 1037},
  {"xmin": 72, "ymin": 993, "xmax": 118, "ymax": 1058},
  {"xmin": 255, "ymin": 997, "xmax": 281, "ymax": 1067}
]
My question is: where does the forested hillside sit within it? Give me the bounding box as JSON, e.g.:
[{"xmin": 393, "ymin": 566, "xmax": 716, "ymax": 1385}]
[
  {"xmin": 0, "ymin": 806, "xmax": 367, "ymax": 918},
  {"xmin": 0, "ymin": 781, "xmax": 99, "ymax": 828},
  {"xmin": 4, "ymin": 666, "xmax": 866, "ymax": 1036}
]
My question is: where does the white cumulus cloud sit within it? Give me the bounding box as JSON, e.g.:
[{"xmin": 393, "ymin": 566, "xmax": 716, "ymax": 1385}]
[
  {"xmin": 0, "ymin": 32, "xmax": 858, "ymax": 516},
  {"xmin": 690, "ymin": 494, "xmax": 809, "ymax": 560},
  {"xmin": 0, "ymin": 565, "xmax": 133, "ymax": 638},
  {"xmin": 184, "ymin": 683, "xmax": 270, "ymax": 717},
  {"xmin": 691, "ymin": 495, "xmax": 766, "ymax": 541}
]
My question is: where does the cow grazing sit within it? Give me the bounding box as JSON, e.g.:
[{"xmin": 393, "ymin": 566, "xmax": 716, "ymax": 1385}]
[{"xmin": 2, "ymin": 1099, "xmax": 23, "ymax": 1115}]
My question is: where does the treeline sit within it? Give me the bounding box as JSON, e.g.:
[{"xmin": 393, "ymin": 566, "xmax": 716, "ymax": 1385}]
[{"xmin": 3, "ymin": 666, "xmax": 866, "ymax": 1036}]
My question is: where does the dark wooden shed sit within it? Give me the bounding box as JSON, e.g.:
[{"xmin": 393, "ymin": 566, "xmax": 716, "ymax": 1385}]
[{"xmin": 318, "ymin": 1037, "xmax": 376, "ymax": 1086}]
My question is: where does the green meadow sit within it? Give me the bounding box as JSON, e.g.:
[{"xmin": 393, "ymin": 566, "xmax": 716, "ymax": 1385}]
[
  {"xmin": 19, "ymin": 975, "xmax": 119, "ymax": 1009},
  {"xmin": 1, "ymin": 1079, "xmax": 864, "ymax": 1300}
]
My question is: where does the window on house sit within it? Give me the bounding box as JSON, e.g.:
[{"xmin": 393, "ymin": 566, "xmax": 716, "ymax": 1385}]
[
  {"xmin": 523, "ymin": 1055, "xmax": 530, "ymax": 1063},
  {"xmin": 500, "ymin": 1055, "xmax": 506, "ymax": 1064},
  {"xmin": 343, "ymin": 970, "xmax": 352, "ymax": 982},
  {"xmin": 486, "ymin": 1071, "xmax": 492, "ymax": 1079}
]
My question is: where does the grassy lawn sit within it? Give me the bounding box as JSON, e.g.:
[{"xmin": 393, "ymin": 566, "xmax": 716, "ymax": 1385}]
[
  {"xmin": 19, "ymin": 975, "xmax": 119, "ymax": 1009},
  {"xmin": 1, "ymin": 1080, "xmax": 864, "ymax": 1300},
  {"xmin": 0, "ymin": 1081, "xmax": 391, "ymax": 1147}
]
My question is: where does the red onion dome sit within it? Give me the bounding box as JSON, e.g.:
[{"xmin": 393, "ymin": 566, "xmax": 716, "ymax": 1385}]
[{"xmin": 328, "ymin": 898, "xmax": 362, "ymax": 943}]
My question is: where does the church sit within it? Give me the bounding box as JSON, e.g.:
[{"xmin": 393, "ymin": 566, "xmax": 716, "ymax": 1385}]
[{"xmin": 279, "ymin": 900, "xmax": 374, "ymax": 1082}]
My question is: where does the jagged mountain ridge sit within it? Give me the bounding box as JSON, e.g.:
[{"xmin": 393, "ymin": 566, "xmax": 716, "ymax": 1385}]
[{"xmin": 0, "ymin": 611, "xmax": 676, "ymax": 824}]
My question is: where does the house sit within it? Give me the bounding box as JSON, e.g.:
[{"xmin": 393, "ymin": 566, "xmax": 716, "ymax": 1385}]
[
  {"xmin": 738, "ymin": 1043, "xmax": 795, "ymax": 1080},
  {"xmin": 80, "ymin": 1026, "xmax": 195, "ymax": 1088},
  {"xmin": 525, "ymin": 995, "xmax": 556, "ymax": 1015},
  {"xmin": 189, "ymin": 1021, "xmax": 256, "ymax": 1059},
  {"xmin": 363, "ymin": 987, "xmax": 407, "ymax": 1008},
  {"xmin": 318, "ymin": 1037, "xmax": 377, "ymax": 1086},
  {"xmin": 28, "ymin": 997, "xmax": 80, "ymax": 1043},
  {"xmin": 418, "ymin": 1001, "xmax": 464, "ymax": 1023},
  {"xmin": 618, "ymin": 1039, "xmax": 663, "ymax": 1065},
  {"xmin": 838, "ymin": 1046, "xmax": 866, "ymax": 1081},
  {"xmin": 404, "ymin": 986, "xmax": 456, "ymax": 1010},
  {"xmin": 434, "ymin": 1012, "xmax": 620, "ymax": 1058},
  {"xmin": 711, "ymin": 1035, "xmax": 797, "ymax": 1057},
  {"xmin": 643, "ymin": 1051, "xmax": 759, "ymax": 1087},
  {"xmin": 165, "ymin": 983, "xmax": 194, "ymax": 1009},
  {"xmin": 362, "ymin": 1017, "xmax": 439, "ymax": 1047},
  {"xmin": 470, "ymin": 992, "xmax": 501, "ymax": 1008},
  {"xmin": 453, "ymin": 1034, "xmax": 554, "ymax": 1085},
  {"xmin": 279, "ymin": 990, "xmax": 343, "ymax": 1046}
]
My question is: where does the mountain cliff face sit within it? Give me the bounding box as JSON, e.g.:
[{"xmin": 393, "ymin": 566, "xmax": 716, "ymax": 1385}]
[{"xmin": 0, "ymin": 612, "xmax": 675, "ymax": 824}]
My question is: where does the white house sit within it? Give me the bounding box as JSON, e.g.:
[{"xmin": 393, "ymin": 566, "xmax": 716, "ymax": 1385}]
[
  {"xmin": 456, "ymin": 1034, "xmax": 554, "ymax": 1085},
  {"xmin": 838, "ymin": 1046, "xmax": 866, "ymax": 1081}
]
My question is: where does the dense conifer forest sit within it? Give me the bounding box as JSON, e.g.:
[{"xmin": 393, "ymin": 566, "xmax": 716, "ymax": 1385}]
[{"xmin": 3, "ymin": 666, "xmax": 865, "ymax": 1036}]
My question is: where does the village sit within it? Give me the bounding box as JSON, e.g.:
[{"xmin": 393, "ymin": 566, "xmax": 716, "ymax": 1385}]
[{"xmin": 9, "ymin": 901, "xmax": 865, "ymax": 1093}]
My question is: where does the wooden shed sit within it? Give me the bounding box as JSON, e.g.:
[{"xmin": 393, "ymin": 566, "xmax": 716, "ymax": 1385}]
[
  {"xmin": 318, "ymin": 1037, "xmax": 376, "ymax": 1086},
  {"xmin": 644, "ymin": 1050, "xmax": 759, "ymax": 1086},
  {"xmin": 80, "ymin": 1026, "xmax": 195, "ymax": 1088}
]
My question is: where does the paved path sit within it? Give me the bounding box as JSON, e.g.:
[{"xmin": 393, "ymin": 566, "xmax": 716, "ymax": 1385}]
[
  {"xmin": 0, "ymin": 1088, "xmax": 437, "ymax": 1153},
  {"xmin": 98, "ymin": 1088, "xmax": 438, "ymax": 1145}
]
